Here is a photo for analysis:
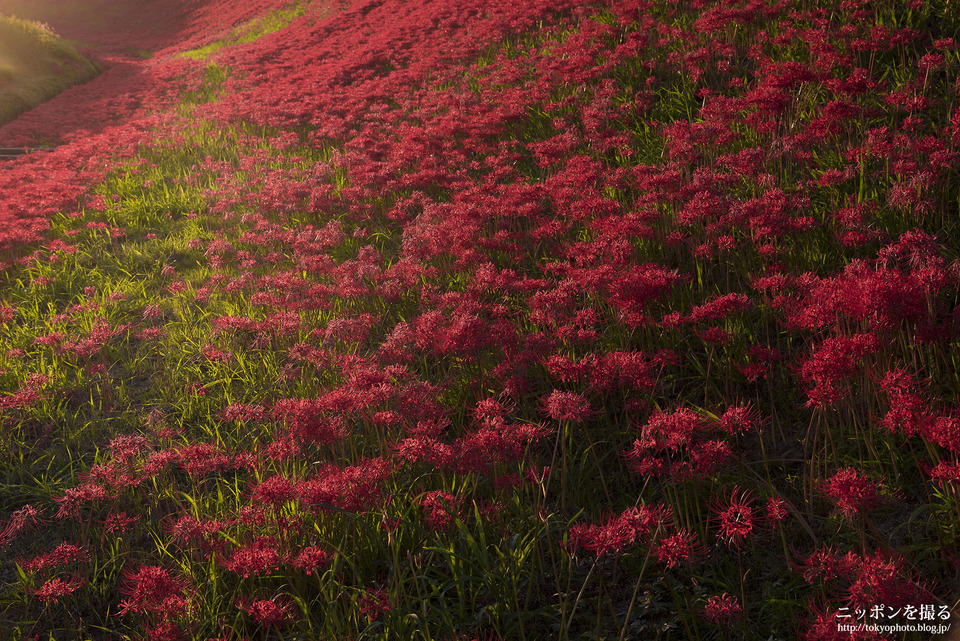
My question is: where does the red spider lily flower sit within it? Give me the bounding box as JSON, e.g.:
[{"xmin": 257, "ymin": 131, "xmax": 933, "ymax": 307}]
[
  {"xmin": 289, "ymin": 545, "xmax": 333, "ymax": 576},
  {"xmin": 542, "ymin": 390, "xmax": 593, "ymax": 423},
  {"xmin": 52, "ymin": 484, "xmax": 110, "ymax": 520},
  {"xmin": 140, "ymin": 448, "xmax": 180, "ymax": 477},
  {"xmin": 473, "ymin": 396, "xmax": 514, "ymax": 427},
  {"xmin": 653, "ymin": 528, "xmax": 704, "ymax": 569},
  {"xmin": 689, "ymin": 440, "xmax": 733, "ymax": 478},
  {"xmin": 877, "ymin": 368, "xmax": 933, "ymax": 436},
  {"xmin": 19, "ymin": 542, "xmax": 89, "ymax": 573},
  {"xmin": 660, "ymin": 311, "xmax": 682, "ymax": 329},
  {"xmin": 270, "ymin": 398, "xmax": 349, "ymax": 446},
  {"xmin": 219, "ymin": 536, "xmax": 285, "ymax": 578},
  {"xmin": 357, "ymin": 588, "xmax": 391, "ymax": 622},
  {"xmin": 419, "ymin": 491, "xmax": 460, "ymax": 531},
  {"xmin": 237, "ymin": 505, "xmax": 268, "ymax": 528},
  {"xmin": 696, "ymin": 326, "xmax": 730, "ymax": 345},
  {"xmin": 820, "ymin": 468, "xmax": 882, "ymax": 520},
  {"xmin": 117, "ymin": 565, "xmax": 190, "ymax": 619},
  {"xmin": 260, "ymin": 434, "xmax": 303, "ymax": 465},
  {"xmin": 799, "ymin": 547, "xmax": 855, "ymax": 584},
  {"xmin": 927, "ymin": 461, "xmax": 960, "ymax": 487},
  {"xmin": 32, "ymin": 331, "xmax": 65, "ymax": 348},
  {"xmin": 325, "ymin": 313, "xmax": 378, "ymax": 344},
  {"xmin": 371, "ymin": 411, "xmax": 400, "ymax": 431},
  {"xmin": 766, "ymin": 496, "xmax": 789, "ymax": 530},
  {"xmin": 804, "ymin": 607, "xmax": 884, "ymax": 641},
  {"xmin": 546, "ymin": 354, "xmax": 597, "ymax": 386},
  {"xmin": 201, "ymin": 344, "xmax": 232, "ymax": 363},
  {"xmin": 236, "ymin": 595, "xmax": 294, "ymax": 628},
  {"xmin": 638, "ymin": 407, "xmax": 706, "ymax": 451},
  {"xmin": 711, "ymin": 487, "xmax": 757, "ymax": 549},
  {"xmin": 107, "ymin": 435, "xmax": 150, "ymax": 464},
  {"xmin": 801, "ymin": 547, "xmax": 933, "ymax": 611},
  {"xmin": 700, "ymin": 593, "xmax": 741, "ymax": 627},
  {"xmin": 592, "ymin": 351, "xmax": 656, "ymax": 393},
  {"xmin": 606, "ymin": 264, "xmax": 687, "ymax": 321},
  {"xmin": 175, "ymin": 443, "xmax": 234, "ymax": 477},
  {"xmin": 296, "ymin": 457, "xmax": 392, "ymax": 513},
  {"xmin": 621, "ymin": 446, "xmax": 667, "ymax": 478},
  {"xmin": 719, "ymin": 402, "xmax": 762, "ymax": 435},
  {"xmin": 847, "ymin": 551, "xmax": 935, "ymax": 610},
  {"xmin": 799, "ymin": 334, "xmax": 879, "ymax": 408},
  {"xmin": 566, "ymin": 504, "xmax": 667, "ymax": 557},
  {"xmin": 0, "ymin": 382, "xmax": 46, "ymax": 411},
  {"xmin": 452, "ymin": 422, "xmax": 548, "ymax": 473},
  {"xmin": 141, "ymin": 304, "xmax": 163, "ymax": 320},
  {"xmin": 32, "ymin": 574, "xmax": 85, "ymax": 603},
  {"xmin": 102, "ymin": 511, "xmax": 141, "ymax": 534},
  {"xmin": 141, "ymin": 621, "xmax": 186, "ymax": 641},
  {"xmin": 219, "ymin": 403, "xmax": 267, "ymax": 424},
  {"xmin": 0, "ymin": 504, "xmax": 45, "ymax": 545},
  {"xmin": 393, "ymin": 436, "xmax": 455, "ymax": 469},
  {"xmin": 408, "ymin": 417, "xmax": 450, "ymax": 438},
  {"xmin": 922, "ymin": 415, "xmax": 960, "ymax": 453},
  {"xmin": 685, "ymin": 293, "xmax": 751, "ymax": 324},
  {"xmin": 252, "ymin": 475, "xmax": 297, "ymax": 507}
]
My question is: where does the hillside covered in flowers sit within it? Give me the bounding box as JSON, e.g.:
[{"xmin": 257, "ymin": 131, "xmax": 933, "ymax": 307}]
[{"xmin": 0, "ymin": 0, "xmax": 958, "ymax": 638}]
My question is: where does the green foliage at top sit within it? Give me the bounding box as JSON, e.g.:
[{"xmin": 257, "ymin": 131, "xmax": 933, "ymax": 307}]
[
  {"xmin": 0, "ymin": 14, "xmax": 99, "ymax": 127},
  {"xmin": 180, "ymin": 3, "xmax": 309, "ymax": 61}
]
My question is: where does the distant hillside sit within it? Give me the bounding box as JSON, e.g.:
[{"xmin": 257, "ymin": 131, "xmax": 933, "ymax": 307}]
[{"xmin": 0, "ymin": 14, "xmax": 99, "ymax": 130}]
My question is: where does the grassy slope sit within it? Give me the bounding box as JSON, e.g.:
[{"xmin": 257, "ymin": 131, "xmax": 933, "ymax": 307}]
[
  {"xmin": 180, "ymin": 4, "xmax": 308, "ymax": 60},
  {"xmin": 0, "ymin": 15, "xmax": 100, "ymax": 130}
]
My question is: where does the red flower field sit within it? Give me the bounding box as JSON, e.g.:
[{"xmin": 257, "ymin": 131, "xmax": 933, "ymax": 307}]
[{"xmin": 0, "ymin": 0, "xmax": 958, "ymax": 638}]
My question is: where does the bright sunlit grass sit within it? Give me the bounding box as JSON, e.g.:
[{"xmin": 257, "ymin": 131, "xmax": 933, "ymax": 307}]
[
  {"xmin": 180, "ymin": 3, "xmax": 311, "ymax": 61},
  {"xmin": 0, "ymin": 14, "xmax": 98, "ymax": 127}
]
